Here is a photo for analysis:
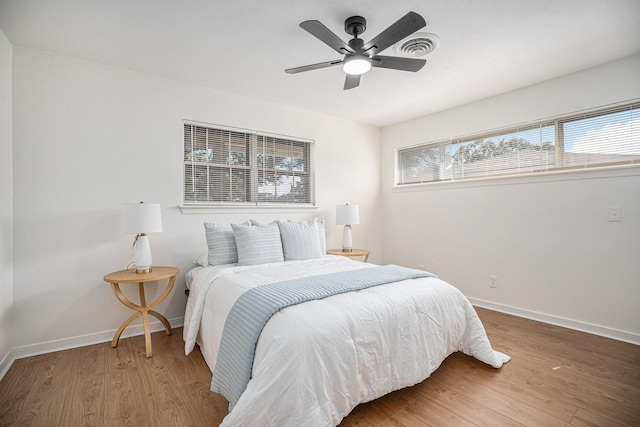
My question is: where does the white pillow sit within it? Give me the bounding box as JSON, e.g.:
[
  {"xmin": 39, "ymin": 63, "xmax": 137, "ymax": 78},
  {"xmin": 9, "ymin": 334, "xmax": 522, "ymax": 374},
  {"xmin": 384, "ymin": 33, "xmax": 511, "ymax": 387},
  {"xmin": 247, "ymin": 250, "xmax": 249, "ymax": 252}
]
[
  {"xmin": 204, "ymin": 222, "xmax": 247, "ymax": 266},
  {"xmin": 232, "ymin": 222, "xmax": 284, "ymax": 265},
  {"xmin": 193, "ymin": 253, "xmax": 209, "ymax": 267},
  {"xmin": 277, "ymin": 219, "xmax": 322, "ymax": 261}
]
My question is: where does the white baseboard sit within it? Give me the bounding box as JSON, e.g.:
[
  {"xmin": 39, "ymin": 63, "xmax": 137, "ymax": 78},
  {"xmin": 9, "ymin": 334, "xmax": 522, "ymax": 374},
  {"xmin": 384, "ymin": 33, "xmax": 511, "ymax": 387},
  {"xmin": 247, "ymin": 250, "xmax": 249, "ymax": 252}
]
[
  {"xmin": 0, "ymin": 316, "xmax": 184, "ymax": 382},
  {"xmin": 469, "ymin": 298, "xmax": 640, "ymax": 346},
  {"xmin": 0, "ymin": 347, "xmax": 15, "ymax": 383}
]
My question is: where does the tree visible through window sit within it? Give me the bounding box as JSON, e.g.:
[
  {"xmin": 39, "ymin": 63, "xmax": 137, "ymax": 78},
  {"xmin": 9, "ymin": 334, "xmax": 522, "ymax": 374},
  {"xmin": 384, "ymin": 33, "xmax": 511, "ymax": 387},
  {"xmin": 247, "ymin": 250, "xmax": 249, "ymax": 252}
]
[{"xmin": 184, "ymin": 122, "xmax": 314, "ymax": 205}]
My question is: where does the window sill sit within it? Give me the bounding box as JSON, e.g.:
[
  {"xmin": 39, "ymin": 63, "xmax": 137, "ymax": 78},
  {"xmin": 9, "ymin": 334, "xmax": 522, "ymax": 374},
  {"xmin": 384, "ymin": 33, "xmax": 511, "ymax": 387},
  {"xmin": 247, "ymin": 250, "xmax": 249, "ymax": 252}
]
[
  {"xmin": 180, "ymin": 204, "xmax": 319, "ymax": 214},
  {"xmin": 392, "ymin": 163, "xmax": 640, "ymax": 192}
]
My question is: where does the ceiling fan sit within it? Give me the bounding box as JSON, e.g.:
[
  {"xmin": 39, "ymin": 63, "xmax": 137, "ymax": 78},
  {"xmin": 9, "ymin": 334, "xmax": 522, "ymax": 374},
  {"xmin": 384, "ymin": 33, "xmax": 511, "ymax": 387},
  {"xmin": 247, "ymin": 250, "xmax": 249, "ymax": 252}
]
[{"xmin": 285, "ymin": 12, "xmax": 427, "ymax": 90}]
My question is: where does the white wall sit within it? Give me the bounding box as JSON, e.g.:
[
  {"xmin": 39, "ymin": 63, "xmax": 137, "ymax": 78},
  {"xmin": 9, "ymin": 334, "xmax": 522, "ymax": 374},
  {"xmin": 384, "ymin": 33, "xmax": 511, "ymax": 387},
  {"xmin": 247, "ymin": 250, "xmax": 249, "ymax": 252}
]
[
  {"xmin": 0, "ymin": 28, "xmax": 14, "ymax": 376},
  {"xmin": 10, "ymin": 47, "xmax": 381, "ymax": 356},
  {"xmin": 381, "ymin": 55, "xmax": 640, "ymax": 344}
]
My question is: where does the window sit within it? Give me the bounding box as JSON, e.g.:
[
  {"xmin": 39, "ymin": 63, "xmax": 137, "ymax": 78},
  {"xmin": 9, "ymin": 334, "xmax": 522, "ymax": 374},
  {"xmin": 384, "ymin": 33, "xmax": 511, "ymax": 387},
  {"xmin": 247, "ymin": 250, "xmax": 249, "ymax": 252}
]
[
  {"xmin": 184, "ymin": 122, "xmax": 314, "ymax": 205},
  {"xmin": 397, "ymin": 102, "xmax": 640, "ymax": 185}
]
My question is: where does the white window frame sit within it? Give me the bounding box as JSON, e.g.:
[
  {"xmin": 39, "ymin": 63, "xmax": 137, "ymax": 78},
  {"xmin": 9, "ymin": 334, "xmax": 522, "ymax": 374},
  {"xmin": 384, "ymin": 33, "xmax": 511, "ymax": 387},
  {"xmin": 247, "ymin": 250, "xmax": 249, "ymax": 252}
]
[
  {"xmin": 395, "ymin": 101, "xmax": 640, "ymax": 187},
  {"xmin": 182, "ymin": 120, "xmax": 316, "ymax": 212}
]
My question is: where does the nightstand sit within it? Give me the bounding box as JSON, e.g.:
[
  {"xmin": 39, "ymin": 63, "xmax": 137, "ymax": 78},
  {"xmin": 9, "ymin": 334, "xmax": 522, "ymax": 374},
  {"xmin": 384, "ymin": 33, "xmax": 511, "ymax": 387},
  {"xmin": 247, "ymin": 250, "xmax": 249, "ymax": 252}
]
[
  {"xmin": 104, "ymin": 266, "xmax": 178, "ymax": 357},
  {"xmin": 326, "ymin": 248, "xmax": 370, "ymax": 262}
]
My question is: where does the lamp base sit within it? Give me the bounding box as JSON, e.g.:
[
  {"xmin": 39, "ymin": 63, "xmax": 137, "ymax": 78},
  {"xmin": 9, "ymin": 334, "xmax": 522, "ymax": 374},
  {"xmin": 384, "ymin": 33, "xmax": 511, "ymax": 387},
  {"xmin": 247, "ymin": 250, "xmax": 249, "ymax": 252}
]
[
  {"xmin": 341, "ymin": 225, "xmax": 353, "ymax": 252},
  {"xmin": 133, "ymin": 234, "xmax": 153, "ymax": 275}
]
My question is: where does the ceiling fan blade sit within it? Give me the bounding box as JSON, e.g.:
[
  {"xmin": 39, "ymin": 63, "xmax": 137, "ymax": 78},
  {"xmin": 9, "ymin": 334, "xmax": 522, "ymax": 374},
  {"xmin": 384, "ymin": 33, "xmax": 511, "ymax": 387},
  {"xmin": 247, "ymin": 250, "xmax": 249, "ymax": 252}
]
[
  {"xmin": 371, "ymin": 55, "xmax": 426, "ymax": 72},
  {"xmin": 285, "ymin": 59, "xmax": 343, "ymax": 74},
  {"xmin": 362, "ymin": 12, "xmax": 426, "ymax": 56},
  {"xmin": 300, "ymin": 20, "xmax": 355, "ymax": 55},
  {"xmin": 344, "ymin": 73, "xmax": 361, "ymax": 90}
]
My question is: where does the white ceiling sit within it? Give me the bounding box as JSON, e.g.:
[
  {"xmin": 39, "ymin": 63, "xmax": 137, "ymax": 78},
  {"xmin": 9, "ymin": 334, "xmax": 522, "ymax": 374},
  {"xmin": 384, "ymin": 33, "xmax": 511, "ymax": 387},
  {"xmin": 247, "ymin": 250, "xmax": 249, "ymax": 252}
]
[{"xmin": 1, "ymin": 0, "xmax": 639, "ymax": 127}]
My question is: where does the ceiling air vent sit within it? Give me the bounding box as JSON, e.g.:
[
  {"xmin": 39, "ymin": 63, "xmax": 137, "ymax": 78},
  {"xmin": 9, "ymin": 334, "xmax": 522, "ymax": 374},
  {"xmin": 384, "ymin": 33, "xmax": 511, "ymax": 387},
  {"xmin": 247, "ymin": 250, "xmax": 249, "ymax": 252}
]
[{"xmin": 393, "ymin": 32, "xmax": 440, "ymax": 57}]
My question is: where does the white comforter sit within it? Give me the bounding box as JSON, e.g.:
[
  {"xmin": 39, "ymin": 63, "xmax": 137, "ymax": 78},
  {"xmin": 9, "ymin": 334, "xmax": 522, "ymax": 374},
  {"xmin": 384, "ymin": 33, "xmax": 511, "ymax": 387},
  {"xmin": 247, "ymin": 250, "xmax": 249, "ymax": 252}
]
[{"xmin": 183, "ymin": 256, "xmax": 509, "ymax": 427}]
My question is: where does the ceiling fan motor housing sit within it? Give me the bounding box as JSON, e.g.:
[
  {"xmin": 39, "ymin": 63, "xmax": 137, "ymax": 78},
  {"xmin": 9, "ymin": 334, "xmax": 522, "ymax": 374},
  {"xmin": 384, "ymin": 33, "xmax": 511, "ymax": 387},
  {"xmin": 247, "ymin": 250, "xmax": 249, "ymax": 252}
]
[
  {"xmin": 348, "ymin": 37, "xmax": 365, "ymax": 51},
  {"xmin": 345, "ymin": 16, "xmax": 367, "ymax": 36}
]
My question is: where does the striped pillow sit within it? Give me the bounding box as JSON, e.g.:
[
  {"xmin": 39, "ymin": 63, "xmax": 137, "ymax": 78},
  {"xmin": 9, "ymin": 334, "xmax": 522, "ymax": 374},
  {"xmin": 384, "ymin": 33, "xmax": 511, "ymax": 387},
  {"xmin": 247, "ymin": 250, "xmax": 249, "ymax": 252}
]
[
  {"xmin": 204, "ymin": 222, "xmax": 239, "ymax": 266},
  {"xmin": 252, "ymin": 218, "xmax": 327, "ymax": 255},
  {"xmin": 277, "ymin": 219, "xmax": 322, "ymax": 261},
  {"xmin": 232, "ymin": 222, "xmax": 284, "ymax": 265}
]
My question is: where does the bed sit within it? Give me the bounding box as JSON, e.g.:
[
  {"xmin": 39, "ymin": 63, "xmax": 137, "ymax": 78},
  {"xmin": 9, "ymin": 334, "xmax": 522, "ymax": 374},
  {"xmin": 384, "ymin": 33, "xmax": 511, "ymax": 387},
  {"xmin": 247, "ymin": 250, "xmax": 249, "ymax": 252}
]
[{"xmin": 183, "ymin": 220, "xmax": 509, "ymax": 426}]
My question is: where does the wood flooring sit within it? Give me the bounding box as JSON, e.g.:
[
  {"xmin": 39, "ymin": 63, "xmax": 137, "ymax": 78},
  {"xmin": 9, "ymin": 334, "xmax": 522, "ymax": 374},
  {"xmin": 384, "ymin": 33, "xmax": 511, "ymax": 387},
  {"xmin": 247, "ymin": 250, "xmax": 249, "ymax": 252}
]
[{"xmin": 1, "ymin": 307, "xmax": 639, "ymax": 426}]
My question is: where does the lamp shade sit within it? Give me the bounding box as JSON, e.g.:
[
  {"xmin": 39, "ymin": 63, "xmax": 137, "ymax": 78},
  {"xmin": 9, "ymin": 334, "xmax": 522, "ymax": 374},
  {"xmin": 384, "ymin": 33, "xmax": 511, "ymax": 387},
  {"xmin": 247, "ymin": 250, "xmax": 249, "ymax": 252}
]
[
  {"xmin": 336, "ymin": 204, "xmax": 360, "ymax": 225},
  {"xmin": 124, "ymin": 202, "xmax": 163, "ymax": 234}
]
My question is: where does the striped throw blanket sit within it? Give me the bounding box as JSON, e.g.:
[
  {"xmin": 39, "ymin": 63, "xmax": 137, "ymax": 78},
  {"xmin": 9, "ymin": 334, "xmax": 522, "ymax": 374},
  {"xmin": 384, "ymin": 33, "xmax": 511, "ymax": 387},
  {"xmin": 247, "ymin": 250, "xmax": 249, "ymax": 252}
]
[{"xmin": 210, "ymin": 265, "xmax": 434, "ymax": 408}]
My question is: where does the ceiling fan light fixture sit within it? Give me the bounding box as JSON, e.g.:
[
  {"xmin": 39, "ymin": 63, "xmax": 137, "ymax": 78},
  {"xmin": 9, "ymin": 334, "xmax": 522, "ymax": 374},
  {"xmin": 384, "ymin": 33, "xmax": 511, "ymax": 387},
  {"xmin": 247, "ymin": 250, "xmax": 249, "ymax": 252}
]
[{"xmin": 343, "ymin": 55, "xmax": 371, "ymax": 75}]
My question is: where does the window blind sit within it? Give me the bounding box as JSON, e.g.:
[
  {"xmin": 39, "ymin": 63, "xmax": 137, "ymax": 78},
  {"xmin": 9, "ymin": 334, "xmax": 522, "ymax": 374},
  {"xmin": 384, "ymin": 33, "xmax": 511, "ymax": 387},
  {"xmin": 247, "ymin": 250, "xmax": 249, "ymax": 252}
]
[
  {"xmin": 397, "ymin": 101, "xmax": 640, "ymax": 185},
  {"xmin": 559, "ymin": 103, "xmax": 640, "ymax": 168},
  {"xmin": 184, "ymin": 122, "xmax": 314, "ymax": 205},
  {"xmin": 256, "ymin": 135, "xmax": 311, "ymax": 204}
]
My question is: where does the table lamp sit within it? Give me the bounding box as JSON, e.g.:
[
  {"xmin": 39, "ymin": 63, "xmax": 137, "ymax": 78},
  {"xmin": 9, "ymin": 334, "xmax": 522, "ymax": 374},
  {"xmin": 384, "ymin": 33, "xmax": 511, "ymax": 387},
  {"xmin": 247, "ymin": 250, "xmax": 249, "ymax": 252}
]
[
  {"xmin": 336, "ymin": 203, "xmax": 360, "ymax": 252},
  {"xmin": 124, "ymin": 201, "xmax": 163, "ymax": 273}
]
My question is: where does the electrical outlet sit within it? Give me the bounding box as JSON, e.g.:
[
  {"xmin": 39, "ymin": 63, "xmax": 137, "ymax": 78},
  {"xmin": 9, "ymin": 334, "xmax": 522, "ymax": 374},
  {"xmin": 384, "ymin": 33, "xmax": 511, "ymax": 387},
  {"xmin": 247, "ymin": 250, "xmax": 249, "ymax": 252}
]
[
  {"xmin": 608, "ymin": 206, "xmax": 622, "ymax": 222},
  {"xmin": 490, "ymin": 275, "xmax": 498, "ymax": 288}
]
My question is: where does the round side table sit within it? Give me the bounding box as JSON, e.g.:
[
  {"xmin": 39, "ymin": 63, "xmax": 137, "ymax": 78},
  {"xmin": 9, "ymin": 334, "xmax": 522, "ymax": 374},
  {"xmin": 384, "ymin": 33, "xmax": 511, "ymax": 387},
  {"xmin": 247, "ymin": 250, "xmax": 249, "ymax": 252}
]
[{"xmin": 103, "ymin": 266, "xmax": 178, "ymax": 358}]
